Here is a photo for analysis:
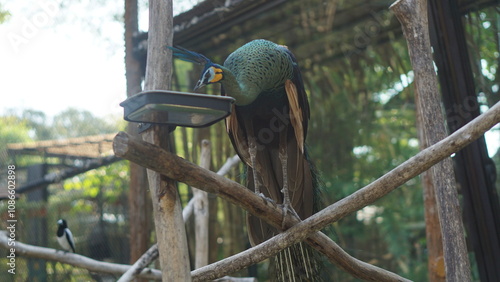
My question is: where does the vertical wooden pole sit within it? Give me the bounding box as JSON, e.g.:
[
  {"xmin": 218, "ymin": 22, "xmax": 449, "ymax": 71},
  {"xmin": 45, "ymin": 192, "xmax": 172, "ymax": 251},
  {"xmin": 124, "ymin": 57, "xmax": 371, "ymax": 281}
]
[
  {"xmin": 390, "ymin": 0, "xmax": 471, "ymax": 280},
  {"xmin": 428, "ymin": 2, "xmax": 500, "ymax": 280},
  {"xmin": 193, "ymin": 140, "xmax": 211, "ymax": 268},
  {"xmin": 124, "ymin": 0, "xmax": 151, "ymax": 277},
  {"xmin": 142, "ymin": 0, "xmax": 191, "ymax": 280},
  {"xmin": 420, "ymin": 152, "xmax": 445, "ymax": 281},
  {"xmin": 414, "ymin": 61, "xmax": 445, "ymax": 281}
]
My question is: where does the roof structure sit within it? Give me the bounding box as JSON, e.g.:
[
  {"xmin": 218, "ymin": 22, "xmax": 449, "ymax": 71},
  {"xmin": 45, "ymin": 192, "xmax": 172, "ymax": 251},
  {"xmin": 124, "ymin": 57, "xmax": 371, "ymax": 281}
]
[
  {"xmin": 3, "ymin": 133, "xmax": 119, "ymax": 196},
  {"xmin": 132, "ymin": 0, "xmax": 497, "ymax": 75},
  {"xmin": 7, "ymin": 133, "xmax": 116, "ymax": 160}
]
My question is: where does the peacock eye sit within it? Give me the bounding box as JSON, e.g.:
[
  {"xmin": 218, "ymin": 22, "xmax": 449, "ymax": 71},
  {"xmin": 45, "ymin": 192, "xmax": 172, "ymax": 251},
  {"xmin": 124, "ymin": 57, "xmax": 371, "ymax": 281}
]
[{"xmin": 203, "ymin": 68, "xmax": 214, "ymax": 83}]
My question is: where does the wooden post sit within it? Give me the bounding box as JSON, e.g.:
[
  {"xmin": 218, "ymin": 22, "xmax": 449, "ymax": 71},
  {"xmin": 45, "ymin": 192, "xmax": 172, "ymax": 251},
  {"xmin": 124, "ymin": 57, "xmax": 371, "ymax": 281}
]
[
  {"xmin": 428, "ymin": 1, "xmax": 500, "ymax": 280},
  {"xmin": 193, "ymin": 140, "xmax": 211, "ymax": 268},
  {"xmin": 124, "ymin": 0, "xmax": 151, "ymax": 276},
  {"xmin": 421, "ymin": 169, "xmax": 445, "ymax": 281},
  {"xmin": 413, "ymin": 37, "xmax": 444, "ymax": 281},
  {"xmin": 390, "ymin": 0, "xmax": 471, "ymax": 280},
  {"xmin": 142, "ymin": 0, "xmax": 191, "ymax": 280}
]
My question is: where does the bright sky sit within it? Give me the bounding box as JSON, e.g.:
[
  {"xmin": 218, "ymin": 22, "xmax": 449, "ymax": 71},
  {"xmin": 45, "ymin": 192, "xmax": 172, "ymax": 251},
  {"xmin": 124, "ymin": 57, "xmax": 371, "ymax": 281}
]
[
  {"xmin": 0, "ymin": 1, "xmax": 130, "ymax": 119},
  {"xmin": 0, "ymin": 1, "xmax": 197, "ymax": 119}
]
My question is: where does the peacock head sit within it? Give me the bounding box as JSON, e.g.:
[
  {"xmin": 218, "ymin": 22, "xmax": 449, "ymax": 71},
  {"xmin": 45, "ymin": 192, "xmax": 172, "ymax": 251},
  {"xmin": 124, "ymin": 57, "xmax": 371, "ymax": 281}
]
[
  {"xmin": 194, "ymin": 64, "xmax": 224, "ymax": 90},
  {"xmin": 168, "ymin": 46, "xmax": 224, "ymax": 91}
]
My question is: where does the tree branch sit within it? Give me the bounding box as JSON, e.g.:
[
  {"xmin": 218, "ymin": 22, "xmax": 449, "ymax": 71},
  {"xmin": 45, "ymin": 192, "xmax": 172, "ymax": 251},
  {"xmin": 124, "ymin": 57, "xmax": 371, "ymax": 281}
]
[
  {"xmin": 184, "ymin": 154, "xmax": 240, "ymax": 221},
  {"xmin": 0, "ymin": 231, "xmax": 161, "ymax": 280},
  {"xmin": 117, "ymin": 244, "xmax": 159, "ymax": 282},
  {"xmin": 114, "ymin": 101, "xmax": 499, "ymax": 280},
  {"xmin": 193, "ymin": 101, "xmax": 498, "ymax": 281},
  {"xmin": 118, "ymin": 152, "xmax": 241, "ymax": 282}
]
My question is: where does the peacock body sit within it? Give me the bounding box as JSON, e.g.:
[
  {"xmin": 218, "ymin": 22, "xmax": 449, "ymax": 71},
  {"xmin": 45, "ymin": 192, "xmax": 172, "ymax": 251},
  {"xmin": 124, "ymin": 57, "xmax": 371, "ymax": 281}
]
[
  {"xmin": 171, "ymin": 39, "xmax": 321, "ymax": 281},
  {"xmin": 224, "ymin": 40, "xmax": 295, "ymax": 100}
]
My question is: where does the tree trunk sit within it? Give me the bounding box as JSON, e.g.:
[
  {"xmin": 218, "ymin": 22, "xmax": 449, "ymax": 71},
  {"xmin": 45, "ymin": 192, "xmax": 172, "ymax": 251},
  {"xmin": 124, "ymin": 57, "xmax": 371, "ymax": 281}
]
[
  {"xmin": 124, "ymin": 2, "xmax": 151, "ymax": 280},
  {"xmin": 391, "ymin": 0, "xmax": 471, "ymax": 280},
  {"xmin": 142, "ymin": 0, "xmax": 191, "ymax": 280},
  {"xmin": 415, "ymin": 67, "xmax": 444, "ymax": 282}
]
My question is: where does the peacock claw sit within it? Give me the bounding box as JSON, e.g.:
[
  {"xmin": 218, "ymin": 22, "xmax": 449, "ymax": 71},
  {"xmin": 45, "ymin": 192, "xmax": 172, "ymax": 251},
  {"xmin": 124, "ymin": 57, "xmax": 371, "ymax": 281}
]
[
  {"xmin": 257, "ymin": 192, "xmax": 274, "ymax": 203},
  {"xmin": 281, "ymin": 203, "xmax": 299, "ymax": 229},
  {"xmin": 281, "ymin": 204, "xmax": 289, "ymax": 229}
]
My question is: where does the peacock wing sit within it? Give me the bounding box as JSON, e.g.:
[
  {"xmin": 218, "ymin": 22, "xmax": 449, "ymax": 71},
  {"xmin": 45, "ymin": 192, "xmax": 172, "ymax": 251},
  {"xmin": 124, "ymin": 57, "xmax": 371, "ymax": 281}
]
[
  {"xmin": 222, "ymin": 85, "xmax": 251, "ymax": 166},
  {"xmin": 282, "ymin": 47, "xmax": 310, "ymax": 144}
]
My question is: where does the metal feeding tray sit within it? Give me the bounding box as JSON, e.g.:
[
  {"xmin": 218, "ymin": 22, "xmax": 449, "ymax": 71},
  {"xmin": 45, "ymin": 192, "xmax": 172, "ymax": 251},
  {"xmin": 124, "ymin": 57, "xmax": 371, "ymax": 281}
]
[{"xmin": 120, "ymin": 90, "xmax": 235, "ymax": 128}]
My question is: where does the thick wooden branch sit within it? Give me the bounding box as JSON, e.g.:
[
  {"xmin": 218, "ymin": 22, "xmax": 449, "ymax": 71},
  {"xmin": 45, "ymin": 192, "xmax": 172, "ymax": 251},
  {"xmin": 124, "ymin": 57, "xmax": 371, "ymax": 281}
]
[
  {"xmin": 390, "ymin": 0, "xmax": 471, "ymax": 280},
  {"xmin": 193, "ymin": 102, "xmax": 498, "ymax": 281},
  {"xmin": 114, "ymin": 130, "xmax": 407, "ymax": 281},
  {"xmin": 118, "ymin": 153, "xmax": 241, "ymax": 281},
  {"xmin": 115, "ymin": 101, "xmax": 499, "ymax": 280},
  {"xmin": 0, "ymin": 231, "xmax": 161, "ymax": 280}
]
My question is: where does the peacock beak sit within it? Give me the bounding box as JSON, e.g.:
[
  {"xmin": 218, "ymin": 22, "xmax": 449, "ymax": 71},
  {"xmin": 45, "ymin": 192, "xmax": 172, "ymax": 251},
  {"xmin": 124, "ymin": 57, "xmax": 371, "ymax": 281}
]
[{"xmin": 193, "ymin": 79, "xmax": 206, "ymax": 91}]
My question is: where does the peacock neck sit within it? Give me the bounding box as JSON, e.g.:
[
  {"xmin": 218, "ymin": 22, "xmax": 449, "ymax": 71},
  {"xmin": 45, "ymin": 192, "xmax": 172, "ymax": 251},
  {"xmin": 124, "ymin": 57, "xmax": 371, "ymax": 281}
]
[{"xmin": 220, "ymin": 66, "xmax": 258, "ymax": 106}]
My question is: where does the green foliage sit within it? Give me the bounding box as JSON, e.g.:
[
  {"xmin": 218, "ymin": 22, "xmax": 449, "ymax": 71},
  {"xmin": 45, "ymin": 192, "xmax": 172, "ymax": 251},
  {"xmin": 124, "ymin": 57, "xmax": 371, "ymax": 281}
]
[
  {"xmin": 1, "ymin": 108, "xmax": 122, "ymax": 168},
  {"xmin": 20, "ymin": 109, "xmax": 56, "ymax": 140},
  {"xmin": 0, "ymin": 108, "xmax": 129, "ymax": 278},
  {"xmin": 2, "ymin": 108, "xmax": 121, "ymax": 141},
  {"xmin": 62, "ymin": 161, "xmax": 129, "ymax": 204},
  {"xmin": 0, "ymin": 3, "xmax": 10, "ymax": 24},
  {"xmin": 0, "ymin": 115, "xmax": 31, "ymax": 152},
  {"xmin": 463, "ymin": 8, "xmax": 499, "ymax": 107},
  {"xmin": 50, "ymin": 108, "xmax": 119, "ymax": 139}
]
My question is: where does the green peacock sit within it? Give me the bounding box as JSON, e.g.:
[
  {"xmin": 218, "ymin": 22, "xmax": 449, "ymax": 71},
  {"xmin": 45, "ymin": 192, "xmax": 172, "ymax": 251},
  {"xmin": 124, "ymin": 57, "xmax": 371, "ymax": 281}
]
[{"xmin": 171, "ymin": 39, "xmax": 322, "ymax": 281}]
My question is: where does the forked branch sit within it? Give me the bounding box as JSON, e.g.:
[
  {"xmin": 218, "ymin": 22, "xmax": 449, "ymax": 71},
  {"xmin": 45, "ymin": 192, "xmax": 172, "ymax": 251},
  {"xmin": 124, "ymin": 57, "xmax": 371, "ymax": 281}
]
[{"xmin": 113, "ymin": 101, "xmax": 499, "ymax": 281}]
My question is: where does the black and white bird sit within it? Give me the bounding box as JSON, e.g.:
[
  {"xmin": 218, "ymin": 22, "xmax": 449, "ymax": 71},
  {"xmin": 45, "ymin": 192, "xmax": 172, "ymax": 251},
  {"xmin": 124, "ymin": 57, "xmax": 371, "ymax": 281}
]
[{"xmin": 56, "ymin": 219, "xmax": 75, "ymax": 253}]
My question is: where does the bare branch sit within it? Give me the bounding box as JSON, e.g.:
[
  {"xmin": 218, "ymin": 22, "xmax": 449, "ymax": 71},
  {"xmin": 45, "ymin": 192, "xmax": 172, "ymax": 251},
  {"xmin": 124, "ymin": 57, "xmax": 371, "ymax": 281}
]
[
  {"xmin": 216, "ymin": 155, "xmax": 241, "ymax": 176},
  {"xmin": 214, "ymin": 277, "xmax": 257, "ymax": 282},
  {"xmin": 191, "ymin": 101, "xmax": 499, "ymax": 281},
  {"xmin": 114, "ymin": 100, "xmax": 499, "ymax": 280},
  {"xmin": 184, "ymin": 154, "xmax": 240, "ymax": 222},
  {"xmin": 117, "ymin": 244, "xmax": 159, "ymax": 282},
  {"xmin": 118, "ymin": 151, "xmax": 241, "ymax": 282},
  {"xmin": 183, "ymin": 197, "xmax": 195, "ymax": 221},
  {"xmin": 0, "ymin": 231, "xmax": 161, "ymax": 280}
]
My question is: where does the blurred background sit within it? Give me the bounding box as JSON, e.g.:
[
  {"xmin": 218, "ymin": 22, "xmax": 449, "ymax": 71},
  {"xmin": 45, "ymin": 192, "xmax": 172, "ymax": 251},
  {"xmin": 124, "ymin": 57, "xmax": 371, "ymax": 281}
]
[{"xmin": 0, "ymin": 0, "xmax": 498, "ymax": 281}]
